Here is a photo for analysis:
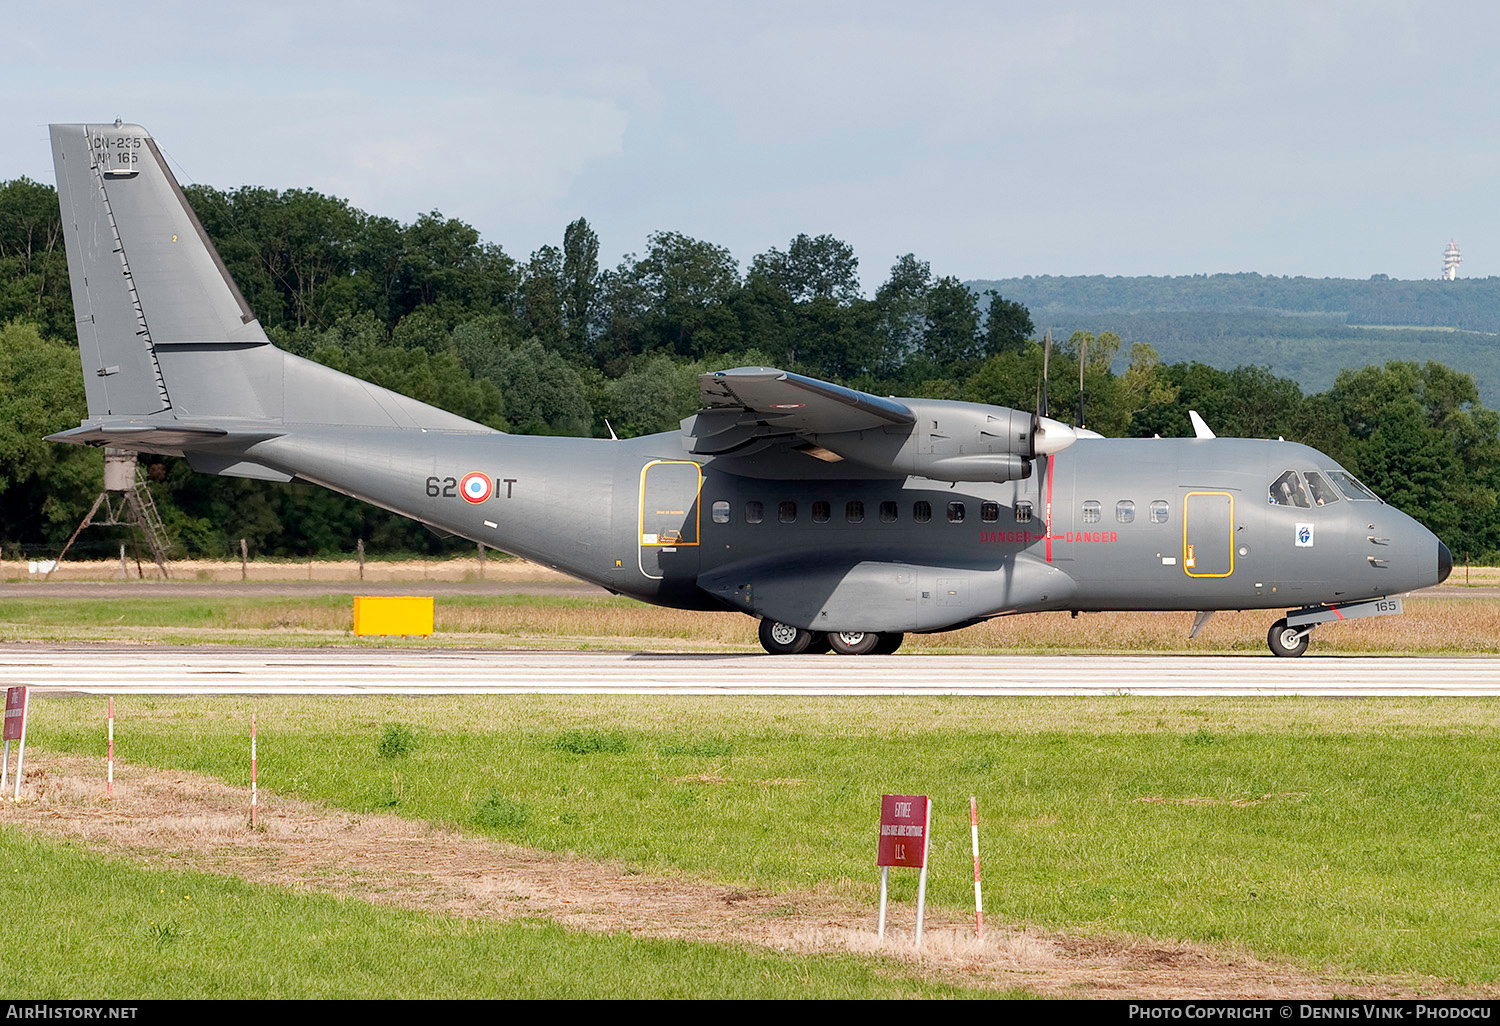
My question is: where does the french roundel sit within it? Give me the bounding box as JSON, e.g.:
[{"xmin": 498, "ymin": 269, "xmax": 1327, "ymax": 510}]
[{"xmin": 459, "ymin": 472, "xmax": 493, "ymax": 504}]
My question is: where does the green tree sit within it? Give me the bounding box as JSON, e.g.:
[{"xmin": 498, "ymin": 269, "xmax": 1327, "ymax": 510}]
[
  {"xmin": 0, "ymin": 321, "xmax": 98, "ymax": 546},
  {"xmin": 0, "ymin": 178, "xmax": 73, "ymax": 337},
  {"xmin": 750, "ymin": 234, "xmax": 861, "ymax": 304},
  {"xmin": 980, "ymin": 290, "xmax": 1033, "ymax": 357},
  {"xmin": 561, "ymin": 218, "xmax": 600, "ymax": 355},
  {"xmin": 919, "ymin": 275, "xmax": 981, "ymax": 370},
  {"xmin": 519, "ymin": 245, "xmax": 565, "ymax": 350},
  {"xmin": 874, "ymin": 253, "xmax": 932, "ymax": 374},
  {"xmin": 632, "ymin": 231, "xmax": 743, "ymax": 359},
  {"xmin": 1328, "ymin": 361, "xmax": 1500, "ymax": 557}
]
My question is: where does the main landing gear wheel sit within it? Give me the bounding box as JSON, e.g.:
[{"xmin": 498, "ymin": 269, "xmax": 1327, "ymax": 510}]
[
  {"xmin": 1267, "ymin": 618, "xmax": 1310, "ymax": 658},
  {"xmin": 759, "ymin": 619, "xmax": 813, "ymax": 655},
  {"xmin": 828, "ymin": 631, "xmax": 881, "ymax": 655},
  {"xmin": 871, "ymin": 632, "xmax": 904, "ymax": 655}
]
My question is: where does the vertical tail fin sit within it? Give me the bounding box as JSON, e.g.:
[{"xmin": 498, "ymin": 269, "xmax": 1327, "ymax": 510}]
[
  {"xmin": 48, "ymin": 122, "xmax": 493, "ymax": 437},
  {"xmin": 50, "ymin": 123, "xmax": 269, "ymax": 419}
]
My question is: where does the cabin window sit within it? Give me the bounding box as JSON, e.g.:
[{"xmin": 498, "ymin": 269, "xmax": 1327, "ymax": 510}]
[
  {"xmin": 1015, "ymin": 501, "xmax": 1033, "ymax": 523},
  {"xmin": 1116, "ymin": 500, "xmax": 1135, "ymax": 524},
  {"xmin": 1081, "ymin": 500, "xmax": 1101, "ymax": 524},
  {"xmin": 913, "ymin": 501, "xmax": 932, "ymax": 524},
  {"xmin": 1304, "ymin": 472, "xmax": 1340, "ymax": 506},
  {"xmin": 745, "ymin": 500, "xmax": 764, "ymax": 524},
  {"xmin": 1149, "ymin": 500, "xmax": 1169, "ymax": 524},
  {"xmin": 981, "ymin": 501, "xmax": 1000, "ymax": 523},
  {"xmin": 812, "ymin": 500, "xmax": 831, "ymax": 524},
  {"xmin": 947, "ymin": 501, "xmax": 966, "ymax": 523},
  {"xmin": 846, "ymin": 500, "xmax": 865, "ymax": 524},
  {"xmin": 712, "ymin": 500, "xmax": 730, "ymax": 524},
  {"xmin": 1328, "ymin": 471, "xmax": 1379, "ymax": 501},
  {"xmin": 879, "ymin": 500, "xmax": 899, "ymax": 523},
  {"xmin": 779, "ymin": 500, "xmax": 798, "ymax": 523},
  {"xmin": 1270, "ymin": 470, "xmax": 1310, "ymax": 508}
]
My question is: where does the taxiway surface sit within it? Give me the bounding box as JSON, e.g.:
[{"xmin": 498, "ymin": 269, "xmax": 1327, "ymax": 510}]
[{"xmin": 3, "ymin": 646, "xmax": 1498, "ymax": 696}]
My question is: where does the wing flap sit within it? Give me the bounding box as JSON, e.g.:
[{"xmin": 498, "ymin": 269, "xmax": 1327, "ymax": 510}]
[{"xmin": 687, "ymin": 367, "xmax": 914, "ymax": 453}]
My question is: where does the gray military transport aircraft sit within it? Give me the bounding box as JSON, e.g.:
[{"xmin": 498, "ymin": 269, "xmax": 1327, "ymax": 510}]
[{"xmin": 44, "ymin": 122, "xmax": 1452, "ymax": 657}]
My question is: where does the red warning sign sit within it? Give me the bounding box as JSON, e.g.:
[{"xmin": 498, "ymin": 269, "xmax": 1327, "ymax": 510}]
[
  {"xmin": 877, "ymin": 794, "xmax": 930, "ymax": 868},
  {"xmin": 3, "ymin": 687, "xmax": 25, "ymax": 741}
]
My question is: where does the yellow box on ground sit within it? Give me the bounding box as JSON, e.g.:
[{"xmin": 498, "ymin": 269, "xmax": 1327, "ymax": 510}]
[{"xmin": 353, "ymin": 596, "xmax": 435, "ymax": 636}]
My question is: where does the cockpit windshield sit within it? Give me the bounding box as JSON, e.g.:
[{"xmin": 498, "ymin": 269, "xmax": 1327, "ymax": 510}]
[
  {"xmin": 1269, "ymin": 470, "xmax": 1310, "ymax": 508},
  {"xmin": 1304, "ymin": 471, "xmax": 1340, "ymax": 507},
  {"xmin": 1328, "ymin": 470, "xmax": 1380, "ymax": 501}
]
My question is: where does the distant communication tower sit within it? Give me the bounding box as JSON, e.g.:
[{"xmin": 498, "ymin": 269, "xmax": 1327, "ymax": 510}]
[{"xmin": 1443, "ymin": 239, "xmax": 1462, "ymax": 280}]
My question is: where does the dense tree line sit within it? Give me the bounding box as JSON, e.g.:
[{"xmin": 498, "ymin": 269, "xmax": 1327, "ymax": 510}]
[{"xmin": 2, "ymin": 179, "xmax": 1497, "ymax": 560}]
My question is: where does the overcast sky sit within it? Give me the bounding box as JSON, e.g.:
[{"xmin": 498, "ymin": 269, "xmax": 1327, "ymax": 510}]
[{"xmin": 7, "ymin": 2, "xmax": 1495, "ymax": 292}]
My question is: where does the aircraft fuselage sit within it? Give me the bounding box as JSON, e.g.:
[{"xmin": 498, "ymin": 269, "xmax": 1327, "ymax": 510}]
[{"xmin": 240, "ymin": 427, "xmax": 1445, "ymax": 635}]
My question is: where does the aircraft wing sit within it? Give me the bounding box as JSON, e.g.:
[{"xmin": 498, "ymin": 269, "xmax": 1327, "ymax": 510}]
[{"xmin": 686, "ymin": 367, "xmax": 914, "ymax": 454}]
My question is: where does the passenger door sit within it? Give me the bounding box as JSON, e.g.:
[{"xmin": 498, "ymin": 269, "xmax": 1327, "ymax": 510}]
[
  {"xmin": 1183, "ymin": 491, "xmax": 1235, "ymax": 578},
  {"xmin": 638, "ymin": 460, "xmax": 702, "ymax": 580}
]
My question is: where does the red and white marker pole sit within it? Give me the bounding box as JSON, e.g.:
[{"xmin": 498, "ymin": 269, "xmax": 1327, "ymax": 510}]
[
  {"xmin": 970, "ymin": 795, "xmax": 984, "ymax": 940},
  {"xmin": 11, "ymin": 688, "xmax": 30, "ymax": 801},
  {"xmin": 250, "ymin": 713, "xmax": 258, "ymax": 829},
  {"xmin": 107, "ymin": 698, "xmax": 115, "ymax": 799}
]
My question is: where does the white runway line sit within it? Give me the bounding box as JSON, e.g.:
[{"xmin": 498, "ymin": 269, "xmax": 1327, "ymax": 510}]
[{"xmin": 1, "ymin": 647, "xmax": 1498, "ymax": 696}]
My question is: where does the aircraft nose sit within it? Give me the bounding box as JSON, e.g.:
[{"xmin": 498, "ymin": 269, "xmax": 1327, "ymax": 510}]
[{"xmin": 1438, "ymin": 540, "xmax": 1453, "ymax": 584}]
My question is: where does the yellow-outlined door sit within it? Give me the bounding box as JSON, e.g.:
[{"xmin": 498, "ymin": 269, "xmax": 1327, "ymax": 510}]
[
  {"xmin": 1182, "ymin": 491, "xmax": 1234, "ymax": 578},
  {"xmin": 638, "ymin": 460, "xmax": 702, "ymax": 580}
]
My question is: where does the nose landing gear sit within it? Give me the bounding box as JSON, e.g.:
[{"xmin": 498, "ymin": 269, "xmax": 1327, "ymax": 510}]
[{"xmin": 1267, "ymin": 618, "xmax": 1311, "ymax": 658}]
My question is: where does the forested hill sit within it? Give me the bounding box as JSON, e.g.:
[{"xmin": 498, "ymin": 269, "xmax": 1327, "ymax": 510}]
[
  {"xmin": 969, "ymin": 274, "xmax": 1500, "ymax": 407},
  {"xmin": 969, "ymin": 273, "xmax": 1500, "ymax": 329}
]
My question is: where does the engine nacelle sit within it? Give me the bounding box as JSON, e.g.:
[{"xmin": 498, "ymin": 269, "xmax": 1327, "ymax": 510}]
[{"xmin": 812, "ymin": 399, "xmax": 1072, "ymax": 482}]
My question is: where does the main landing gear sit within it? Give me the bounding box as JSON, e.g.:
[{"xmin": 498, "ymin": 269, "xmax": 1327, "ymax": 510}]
[{"xmin": 757, "ymin": 619, "xmax": 904, "ymax": 656}]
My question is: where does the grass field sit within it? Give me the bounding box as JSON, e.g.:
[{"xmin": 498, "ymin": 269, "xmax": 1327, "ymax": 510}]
[
  {"xmin": 1, "ymin": 592, "xmax": 1497, "ymax": 653},
  {"xmin": 22, "ymin": 693, "xmax": 1500, "ymax": 988},
  {"xmin": 0, "ymin": 830, "xmax": 990, "ymax": 999}
]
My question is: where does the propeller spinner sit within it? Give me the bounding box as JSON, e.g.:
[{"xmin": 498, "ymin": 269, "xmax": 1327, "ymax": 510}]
[{"xmin": 1030, "ymin": 329, "xmax": 1077, "ymax": 457}]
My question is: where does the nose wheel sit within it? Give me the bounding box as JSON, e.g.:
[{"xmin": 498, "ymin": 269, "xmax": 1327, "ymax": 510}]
[{"xmin": 1267, "ymin": 618, "xmax": 1310, "ymax": 658}]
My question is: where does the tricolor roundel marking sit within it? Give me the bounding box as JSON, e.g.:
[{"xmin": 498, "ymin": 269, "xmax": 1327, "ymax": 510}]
[{"xmin": 460, "ymin": 472, "xmax": 494, "ymax": 504}]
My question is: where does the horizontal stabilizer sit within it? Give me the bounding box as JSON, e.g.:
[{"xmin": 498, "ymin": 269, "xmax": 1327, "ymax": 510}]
[{"xmin": 47, "ymin": 420, "xmax": 282, "ymax": 453}]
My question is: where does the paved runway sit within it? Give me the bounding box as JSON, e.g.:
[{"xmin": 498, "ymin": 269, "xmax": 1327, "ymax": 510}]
[{"xmin": 2, "ymin": 646, "xmax": 1498, "ymax": 696}]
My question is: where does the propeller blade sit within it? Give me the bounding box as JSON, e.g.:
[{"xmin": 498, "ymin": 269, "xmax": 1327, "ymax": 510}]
[
  {"xmin": 1027, "ymin": 331, "xmax": 1076, "ymax": 457},
  {"xmin": 1040, "ymin": 329, "xmax": 1052, "ymax": 419},
  {"xmin": 1076, "ymin": 333, "xmax": 1088, "ymax": 429}
]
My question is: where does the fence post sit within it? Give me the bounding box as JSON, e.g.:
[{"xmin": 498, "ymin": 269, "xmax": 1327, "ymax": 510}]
[{"xmin": 240, "ymin": 538, "xmax": 248, "ymax": 581}]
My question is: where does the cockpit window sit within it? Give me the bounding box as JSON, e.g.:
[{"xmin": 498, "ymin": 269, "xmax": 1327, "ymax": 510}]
[
  {"xmin": 1304, "ymin": 472, "xmax": 1340, "ymax": 507},
  {"xmin": 1269, "ymin": 470, "xmax": 1310, "ymax": 508},
  {"xmin": 1329, "ymin": 470, "xmax": 1380, "ymax": 501}
]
